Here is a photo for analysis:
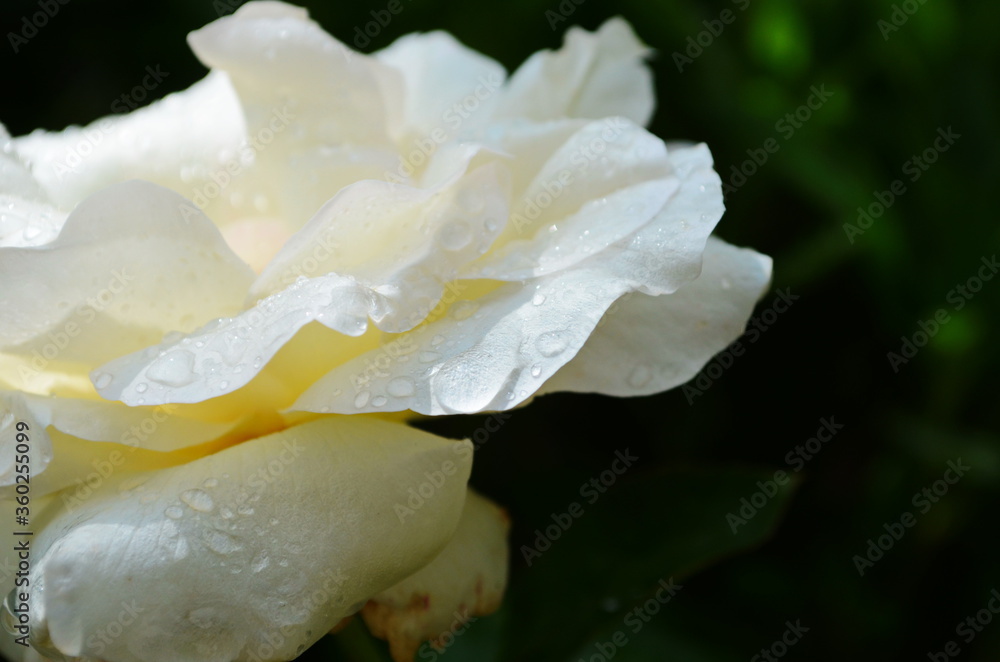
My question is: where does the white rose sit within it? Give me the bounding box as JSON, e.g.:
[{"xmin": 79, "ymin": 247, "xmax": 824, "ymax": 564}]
[{"xmin": 0, "ymin": 2, "xmax": 771, "ymax": 660}]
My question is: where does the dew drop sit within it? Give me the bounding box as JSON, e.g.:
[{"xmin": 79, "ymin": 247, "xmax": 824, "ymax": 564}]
[
  {"xmin": 93, "ymin": 372, "xmax": 113, "ymax": 389},
  {"xmin": 180, "ymin": 489, "xmax": 214, "ymax": 513},
  {"xmin": 204, "ymin": 530, "xmax": 241, "ymax": 555},
  {"xmin": 386, "ymin": 377, "xmax": 416, "ymax": 397},
  {"xmin": 237, "ymin": 505, "xmax": 254, "ymax": 516},
  {"xmin": 165, "ymin": 506, "xmax": 184, "ymax": 520},
  {"xmin": 219, "ymin": 380, "xmax": 230, "ymax": 390},
  {"xmin": 22, "ymin": 226, "xmax": 41, "ymax": 241},
  {"xmin": 532, "ymin": 293, "xmax": 546, "ymax": 306},
  {"xmin": 418, "ymin": 351, "xmax": 440, "ymax": 363},
  {"xmin": 251, "ymin": 551, "xmax": 270, "ymax": 574},
  {"xmin": 530, "ymin": 364, "xmax": 542, "ymax": 378},
  {"xmin": 372, "ymin": 395, "xmax": 387, "ymax": 407},
  {"xmin": 354, "ymin": 391, "xmax": 371, "ymax": 408},
  {"xmin": 439, "ymin": 221, "xmax": 473, "ymax": 251},
  {"xmin": 628, "ymin": 364, "xmax": 653, "ymax": 389},
  {"xmin": 450, "ymin": 300, "xmax": 479, "ymax": 321},
  {"xmin": 147, "ymin": 351, "xmax": 197, "ymax": 387},
  {"xmin": 135, "ymin": 382, "xmax": 148, "ymax": 394},
  {"xmin": 431, "ymin": 335, "xmax": 446, "ymax": 346},
  {"xmin": 536, "ymin": 331, "xmax": 569, "ymax": 357},
  {"xmin": 220, "ymin": 507, "xmax": 234, "ymax": 520}
]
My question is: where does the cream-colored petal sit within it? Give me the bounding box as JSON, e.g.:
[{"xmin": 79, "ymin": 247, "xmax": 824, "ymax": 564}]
[
  {"xmin": 292, "ymin": 268, "xmax": 632, "ymax": 415},
  {"xmin": 11, "ymin": 71, "xmax": 246, "ymax": 212},
  {"xmin": 361, "ymin": 490, "xmax": 509, "ymax": 662},
  {"xmin": 0, "ymin": 181, "xmax": 255, "ymax": 366},
  {"xmin": 540, "ymin": 236, "xmax": 772, "ymax": 397},
  {"xmin": 187, "ymin": 2, "xmax": 403, "ymax": 233},
  {"xmin": 14, "ymin": 416, "xmax": 472, "ymax": 662},
  {"xmin": 376, "ymin": 30, "xmax": 506, "ymax": 141},
  {"xmin": 494, "ymin": 18, "xmax": 654, "ymax": 126}
]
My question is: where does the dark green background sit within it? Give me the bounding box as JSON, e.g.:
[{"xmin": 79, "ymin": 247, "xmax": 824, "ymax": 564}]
[{"xmin": 2, "ymin": 0, "xmax": 998, "ymax": 660}]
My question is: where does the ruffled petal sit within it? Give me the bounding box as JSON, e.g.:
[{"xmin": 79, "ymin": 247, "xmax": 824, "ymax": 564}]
[
  {"xmin": 0, "ymin": 144, "xmax": 67, "ymax": 248},
  {"xmin": 375, "ymin": 31, "xmax": 506, "ymax": 141},
  {"xmin": 465, "ymin": 118, "xmax": 679, "ymax": 280},
  {"xmin": 494, "ymin": 18, "xmax": 654, "ymax": 126},
  {"xmin": 17, "ymin": 416, "xmax": 472, "ymax": 662},
  {"xmin": 361, "ymin": 490, "xmax": 509, "ymax": 662},
  {"xmin": 10, "ymin": 72, "xmax": 246, "ymax": 212},
  {"xmin": 540, "ymin": 236, "xmax": 772, "ymax": 397},
  {"xmin": 292, "ymin": 268, "xmax": 633, "ymax": 415},
  {"xmin": 187, "ymin": 2, "xmax": 404, "ymax": 232},
  {"xmin": 0, "ymin": 181, "xmax": 254, "ymax": 367}
]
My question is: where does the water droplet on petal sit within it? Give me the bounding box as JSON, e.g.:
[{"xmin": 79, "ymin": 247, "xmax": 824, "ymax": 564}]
[
  {"xmin": 387, "ymin": 377, "xmax": 416, "ymax": 397},
  {"xmin": 93, "ymin": 372, "xmax": 113, "ymax": 389},
  {"xmin": 372, "ymin": 395, "xmax": 387, "ymax": 407},
  {"xmin": 530, "ymin": 364, "xmax": 542, "ymax": 378},
  {"xmin": 135, "ymin": 382, "xmax": 148, "ymax": 394},
  {"xmin": 165, "ymin": 506, "xmax": 184, "ymax": 520},
  {"xmin": 532, "ymin": 293, "xmax": 546, "ymax": 306},
  {"xmin": 180, "ymin": 489, "xmax": 214, "ymax": 513},
  {"xmin": 536, "ymin": 331, "xmax": 570, "ymax": 357},
  {"xmin": 628, "ymin": 365, "xmax": 653, "ymax": 389},
  {"xmin": 439, "ymin": 221, "xmax": 473, "ymax": 251},
  {"xmin": 354, "ymin": 391, "xmax": 371, "ymax": 408},
  {"xmin": 450, "ymin": 300, "xmax": 479, "ymax": 320},
  {"xmin": 204, "ymin": 530, "xmax": 241, "ymax": 555},
  {"xmin": 147, "ymin": 351, "xmax": 197, "ymax": 387},
  {"xmin": 419, "ymin": 351, "xmax": 440, "ymax": 363},
  {"xmin": 251, "ymin": 551, "xmax": 270, "ymax": 574}
]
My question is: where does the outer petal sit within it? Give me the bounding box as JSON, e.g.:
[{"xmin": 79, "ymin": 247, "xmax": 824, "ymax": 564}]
[
  {"xmin": 0, "ymin": 140, "xmax": 67, "ymax": 248},
  {"xmin": 17, "ymin": 416, "xmax": 473, "ymax": 662},
  {"xmin": 0, "ymin": 180, "xmax": 255, "ymax": 366},
  {"xmin": 375, "ymin": 31, "xmax": 506, "ymax": 141},
  {"xmin": 540, "ymin": 237, "xmax": 773, "ymax": 397},
  {"xmin": 361, "ymin": 490, "xmax": 509, "ymax": 662},
  {"xmin": 494, "ymin": 18, "xmax": 654, "ymax": 126},
  {"xmin": 10, "ymin": 72, "xmax": 245, "ymax": 211}
]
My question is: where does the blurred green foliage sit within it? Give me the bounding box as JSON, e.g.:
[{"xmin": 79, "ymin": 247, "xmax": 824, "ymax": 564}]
[{"xmin": 2, "ymin": 0, "xmax": 998, "ymax": 660}]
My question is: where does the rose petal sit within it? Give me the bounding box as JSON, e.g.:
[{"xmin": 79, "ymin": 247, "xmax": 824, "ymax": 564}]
[
  {"xmin": 465, "ymin": 118, "xmax": 679, "ymax": 280},
  {"xmin": 292, "ymin": 268, "xmax": 633, "ymax": 415},
  {"xmin": 187, "ymin": 2, "xmax": 404, "ymax": 232},
  {"xmin": 494, "ymin": 18, "xmax": 654, "ymax": 126},
  {"xmin": 20, "ymin": 416, "xmax": 472, "ymax": 662},
  {"xmin": 361, "ymin": 490, "xmax": 509, "ymax": 662},
  {"xmin": 10, "ymin": 72, "xmax": 245, "ymax": 212},
  {"xmin": 0, "ymin": 181, "xmax": 255, "ymax": 366},
  {"xmin": 539, "ymin": 236, "xmax": 773, "ymax": 397},
  {"xmin": 376, "ymin": 30, "xmax": 506, "ymax": 141}
]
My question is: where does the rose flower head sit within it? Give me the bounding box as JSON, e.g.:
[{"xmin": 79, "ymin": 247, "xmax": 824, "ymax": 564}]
[{"xmin": 0, "ymin": 2, "xmax": 771, "ymax": 661}]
